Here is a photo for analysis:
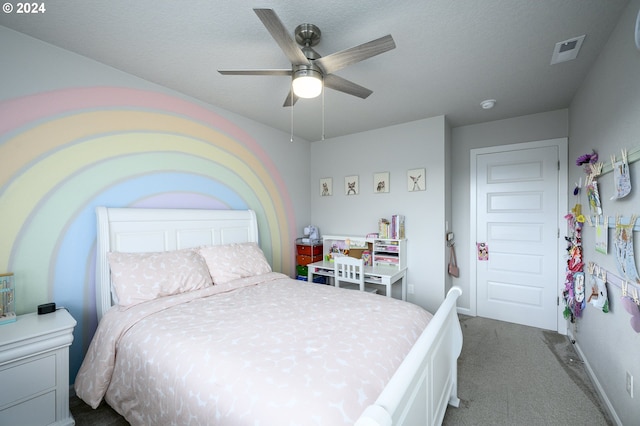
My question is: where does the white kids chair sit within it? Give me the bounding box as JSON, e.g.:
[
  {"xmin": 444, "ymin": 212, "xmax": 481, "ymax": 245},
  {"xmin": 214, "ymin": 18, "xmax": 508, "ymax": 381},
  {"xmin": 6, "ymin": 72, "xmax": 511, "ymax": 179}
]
[{"xmin": 334, "ymin": 256, "xmax": 365, "ymax": 291}]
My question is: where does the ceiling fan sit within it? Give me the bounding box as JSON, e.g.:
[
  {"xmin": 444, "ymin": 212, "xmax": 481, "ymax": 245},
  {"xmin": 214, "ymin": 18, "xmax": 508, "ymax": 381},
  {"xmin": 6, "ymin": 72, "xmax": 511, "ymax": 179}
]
[{"xmin": 218, "ymin": 8, "xmax": 396, "ymax": 107}]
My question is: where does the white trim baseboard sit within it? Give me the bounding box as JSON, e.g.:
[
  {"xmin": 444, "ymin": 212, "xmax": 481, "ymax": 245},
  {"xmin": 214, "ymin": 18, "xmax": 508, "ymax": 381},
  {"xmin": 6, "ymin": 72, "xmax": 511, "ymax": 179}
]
[{"xmin": 571, "ymin": 335, "xmax": 622, "ymax": 426}]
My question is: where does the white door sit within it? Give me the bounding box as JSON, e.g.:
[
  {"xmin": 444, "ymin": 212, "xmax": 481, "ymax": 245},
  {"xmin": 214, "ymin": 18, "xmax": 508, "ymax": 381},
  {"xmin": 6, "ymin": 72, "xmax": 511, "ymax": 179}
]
[{"xmin": 473, "ymin": 142, "xmax": 561, "ymax": 330}]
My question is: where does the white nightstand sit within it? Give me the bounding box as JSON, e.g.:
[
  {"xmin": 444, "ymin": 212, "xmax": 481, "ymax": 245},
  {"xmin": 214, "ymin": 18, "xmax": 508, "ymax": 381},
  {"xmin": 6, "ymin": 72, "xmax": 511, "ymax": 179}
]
[{"xmin": 0, "ymin": 309, "xmax": 76, "ymax": 426}]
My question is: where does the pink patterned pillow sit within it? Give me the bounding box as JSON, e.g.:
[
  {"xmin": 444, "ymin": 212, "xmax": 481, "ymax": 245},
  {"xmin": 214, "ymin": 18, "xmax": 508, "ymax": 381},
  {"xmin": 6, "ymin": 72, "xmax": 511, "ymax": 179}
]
[
  {"xmin": 198, "ymin": 242, "xmax": 272, "ymax": 285},
  {"xmin": 108, "ymin": 249, "xmax": 213, "ymax": 307}
]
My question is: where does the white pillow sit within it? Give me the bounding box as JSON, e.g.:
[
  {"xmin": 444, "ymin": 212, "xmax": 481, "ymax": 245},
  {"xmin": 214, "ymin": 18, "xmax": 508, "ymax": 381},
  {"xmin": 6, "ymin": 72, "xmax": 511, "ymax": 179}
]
[
  {"xmin": 108, "ymin": 249, "xmax": 213, "ymax": 307},
  {"xmin": 198, "ymin": 242, "xmax": 272, "ymax": 285}
]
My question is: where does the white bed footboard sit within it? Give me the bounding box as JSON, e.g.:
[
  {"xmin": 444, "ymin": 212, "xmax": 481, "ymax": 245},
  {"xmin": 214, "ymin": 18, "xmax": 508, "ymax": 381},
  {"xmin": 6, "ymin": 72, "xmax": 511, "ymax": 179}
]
[{"xmin": 356, "ymin": 286, "xmax": 463, "ymax": 426}]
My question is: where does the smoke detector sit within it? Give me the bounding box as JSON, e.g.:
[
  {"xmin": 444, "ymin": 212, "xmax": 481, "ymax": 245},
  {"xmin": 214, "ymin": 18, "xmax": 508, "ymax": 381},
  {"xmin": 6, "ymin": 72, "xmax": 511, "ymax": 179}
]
[
  {"xmin": 480, "ymin": 99, "xmax": 496, "ymax": 109},
  {"xmin": 551, "ymin": 35, "xmax": 585, "ymax": 64}
]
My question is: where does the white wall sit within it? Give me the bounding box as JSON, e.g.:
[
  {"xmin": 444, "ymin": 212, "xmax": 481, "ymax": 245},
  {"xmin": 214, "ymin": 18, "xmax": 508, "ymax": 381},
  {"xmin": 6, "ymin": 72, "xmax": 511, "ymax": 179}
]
[
  {"xmin": 310, "ymin": 116, "xmax": 449, "ymax": 312},
  {"xmin": 451, "ymin": 109, "xmax": 569, "ymax": 311},
  {"xmin": 568, "ymin": 1, "xmax": 640, "ymax": 424}
]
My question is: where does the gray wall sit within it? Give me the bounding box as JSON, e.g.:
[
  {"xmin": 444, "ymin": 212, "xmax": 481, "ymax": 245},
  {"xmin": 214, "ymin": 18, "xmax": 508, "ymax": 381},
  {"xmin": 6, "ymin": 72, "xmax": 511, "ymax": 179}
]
[
  {"xmin": 310, "ymin": 116, "xmax": 450, "ymax": 313},
  {"xmin": 568, "ymin": 1, "xmax": 640, "ymax": 424}
]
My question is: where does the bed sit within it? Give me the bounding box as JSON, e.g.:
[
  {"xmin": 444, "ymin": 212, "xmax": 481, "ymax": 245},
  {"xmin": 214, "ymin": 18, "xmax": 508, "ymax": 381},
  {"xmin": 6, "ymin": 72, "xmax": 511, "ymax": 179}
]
[{"xmin": 75, "ymin": 207, "xmax": 462, "ymax": 425}]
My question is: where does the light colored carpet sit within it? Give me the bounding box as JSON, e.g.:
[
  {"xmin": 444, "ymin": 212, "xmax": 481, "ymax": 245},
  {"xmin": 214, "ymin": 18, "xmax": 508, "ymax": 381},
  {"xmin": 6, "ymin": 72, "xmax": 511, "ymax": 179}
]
[
  {"xmin": 443, "ymin": 315, "xmax": 612, "ymax": 426},
  {"xmin": 69, "ymin": 397, "xmax": 128, "ymax": 426}
]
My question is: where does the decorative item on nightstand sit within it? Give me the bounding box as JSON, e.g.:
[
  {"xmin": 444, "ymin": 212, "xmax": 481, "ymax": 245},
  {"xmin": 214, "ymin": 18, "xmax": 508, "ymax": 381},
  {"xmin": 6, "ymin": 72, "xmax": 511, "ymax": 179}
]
[{"xmin": 0, "ymin": 273, "xmax": 15, "ymax": 325}]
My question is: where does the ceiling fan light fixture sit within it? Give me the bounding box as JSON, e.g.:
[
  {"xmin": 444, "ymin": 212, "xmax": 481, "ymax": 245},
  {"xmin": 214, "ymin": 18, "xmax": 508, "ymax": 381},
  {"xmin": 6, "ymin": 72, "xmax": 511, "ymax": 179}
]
[
  {"xmin": 220, "ymin": 9, "xmax": 396, "ymax": 108},
  {"xmin": 292, "ymin": 68, "xmax": 323, "ymax": 98}
]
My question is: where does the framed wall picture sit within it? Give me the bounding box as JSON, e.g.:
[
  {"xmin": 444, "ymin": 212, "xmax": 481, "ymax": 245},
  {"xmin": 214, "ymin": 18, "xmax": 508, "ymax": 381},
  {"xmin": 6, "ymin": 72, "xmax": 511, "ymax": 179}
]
[
  {"xmin": 320, "ymin": 177, "xmax": 332, "ymax": 196},
  {"xmin": 374, "ymin": 172, "xmax": 390, "ymax": 193},
  {"xmin": 407, "ymin": 168, "xmax": 426, "ymax": 191},
  {"xmin": 344, "ymin": 175, "xmax": 359, "ymax": 195}
]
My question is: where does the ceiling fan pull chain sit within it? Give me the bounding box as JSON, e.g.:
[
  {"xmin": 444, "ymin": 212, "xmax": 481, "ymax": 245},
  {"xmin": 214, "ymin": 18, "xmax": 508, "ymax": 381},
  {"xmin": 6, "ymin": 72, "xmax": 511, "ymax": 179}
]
[
  {"xmin": 322, "ymin": 87, "xmax": 325, "ymax": 141},
  {"xmin": 290, "ymin": 90, "xmax": 294, "ymax": 142}
]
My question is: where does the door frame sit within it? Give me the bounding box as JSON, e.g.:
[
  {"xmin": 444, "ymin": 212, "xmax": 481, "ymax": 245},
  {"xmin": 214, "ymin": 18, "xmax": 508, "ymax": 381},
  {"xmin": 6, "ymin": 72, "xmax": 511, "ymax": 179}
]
[{"xmin": 469, "ymin": 138, "xmax": 568, "ymax": 334}]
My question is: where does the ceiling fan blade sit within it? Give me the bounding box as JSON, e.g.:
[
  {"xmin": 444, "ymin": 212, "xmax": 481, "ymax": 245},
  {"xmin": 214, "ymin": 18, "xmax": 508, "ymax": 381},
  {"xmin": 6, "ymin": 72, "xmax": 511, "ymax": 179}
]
[
  {"xmin": 218, "ymin": 69, "xmax": 292, "ymax": 76},
  {"xmin": 283, "ymin": 90, "xmax": 299, "ymax": 107},
  {"xmin": 254, "ymin": 8, "xmax": 309, "ymax": 66},
  {"xmin": 315, "ymin": 34, "xmax": 396, "ymax": 75},
  {"xmin": 323, "ymin": 74, "xmax": 373, "ymax": 99}
]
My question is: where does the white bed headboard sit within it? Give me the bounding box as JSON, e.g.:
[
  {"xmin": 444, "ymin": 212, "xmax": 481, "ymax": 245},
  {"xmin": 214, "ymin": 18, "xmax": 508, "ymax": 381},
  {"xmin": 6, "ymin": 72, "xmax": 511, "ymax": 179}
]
[{"xmin": 95, "ymin": 206, "xmax": 259, "ymax": 321}]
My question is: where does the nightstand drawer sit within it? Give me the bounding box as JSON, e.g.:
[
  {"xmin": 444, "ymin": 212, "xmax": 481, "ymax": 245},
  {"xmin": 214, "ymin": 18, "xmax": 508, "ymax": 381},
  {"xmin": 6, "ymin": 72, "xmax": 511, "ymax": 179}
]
[
  {"xmin": 0, "ymin": 390, "xmax": 56, "ymax": 426},
  {"xmin": 0, "ymin": 353, "xmax": 56, "ymax": 407}
]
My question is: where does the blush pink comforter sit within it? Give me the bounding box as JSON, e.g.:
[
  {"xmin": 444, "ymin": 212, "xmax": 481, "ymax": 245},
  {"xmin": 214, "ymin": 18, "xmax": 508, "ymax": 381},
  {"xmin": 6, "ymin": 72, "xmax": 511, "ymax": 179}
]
[{"xmin": 75, "ymin": 272, "xmax": 432, "ymax": 425}]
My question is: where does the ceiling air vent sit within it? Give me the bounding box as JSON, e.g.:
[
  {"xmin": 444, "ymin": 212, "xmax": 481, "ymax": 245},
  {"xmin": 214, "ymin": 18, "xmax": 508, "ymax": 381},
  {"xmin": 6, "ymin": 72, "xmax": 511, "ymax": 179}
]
[{"xmin": 550, "ymin": 35, "xmax": 585, "ymax": 64}]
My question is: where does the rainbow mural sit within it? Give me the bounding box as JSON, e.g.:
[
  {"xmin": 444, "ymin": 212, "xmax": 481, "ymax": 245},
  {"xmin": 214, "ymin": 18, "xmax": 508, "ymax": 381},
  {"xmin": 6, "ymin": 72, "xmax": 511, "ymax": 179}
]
[{"xmin": 0, "ymin": 86, "xmax": 296, "ymax": 382}]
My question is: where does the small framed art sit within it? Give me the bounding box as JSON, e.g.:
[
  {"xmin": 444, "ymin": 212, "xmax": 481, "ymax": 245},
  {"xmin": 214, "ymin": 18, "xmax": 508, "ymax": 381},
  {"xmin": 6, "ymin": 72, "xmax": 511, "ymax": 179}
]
[
  {"xmin": 344, "ymin": 175, "xmax": 359, "ymax": 195},
  {"xmin": 373, "ymin": 172, "xmax": 389, "ymax": 193},
  {"xmin": 320, "ymin": 177, "xmax": 332, "ymax": 196},
  {"xmin": 407, "ymin": 168, "xmax": 426, "ymax": 191}
]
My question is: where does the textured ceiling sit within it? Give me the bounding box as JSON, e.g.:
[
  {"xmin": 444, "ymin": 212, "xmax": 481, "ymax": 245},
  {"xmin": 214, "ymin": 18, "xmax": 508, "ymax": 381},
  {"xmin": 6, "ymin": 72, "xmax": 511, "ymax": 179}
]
[{"xmin": 0, "ymin": 1, "xmax": 629, "ymax": 141}]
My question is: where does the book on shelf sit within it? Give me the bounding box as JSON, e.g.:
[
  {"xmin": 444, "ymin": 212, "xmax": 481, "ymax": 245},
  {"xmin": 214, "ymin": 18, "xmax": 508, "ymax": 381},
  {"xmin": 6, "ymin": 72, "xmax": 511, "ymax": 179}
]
[
  {"xmin": 378, "ymin": 218, "xmax": 390, "ymax": 239},
  {"xmin": 378, "ymin": 216, "xmax": 405, "ymax": 240},
  {"xmin": 391, "ymin": 215, "xmax": 405, "ymax": 239}
]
